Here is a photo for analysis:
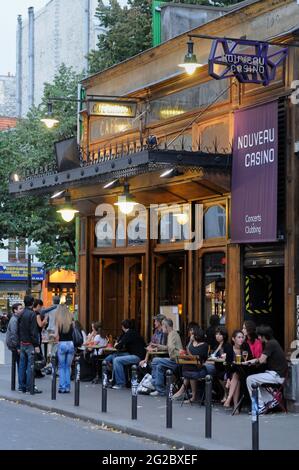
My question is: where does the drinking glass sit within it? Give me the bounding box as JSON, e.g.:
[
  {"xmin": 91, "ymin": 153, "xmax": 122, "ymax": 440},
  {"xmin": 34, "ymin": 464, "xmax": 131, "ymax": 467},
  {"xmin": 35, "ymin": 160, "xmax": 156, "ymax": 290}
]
[{"xmin": 242, "ymin": 351, "xmax": 248, "ymax": 362}]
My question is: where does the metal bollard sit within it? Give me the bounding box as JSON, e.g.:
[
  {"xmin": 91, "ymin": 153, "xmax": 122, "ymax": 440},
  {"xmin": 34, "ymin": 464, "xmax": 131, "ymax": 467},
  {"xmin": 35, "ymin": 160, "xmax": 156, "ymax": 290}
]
[
  {"xmin": 30, "ymin": 350, "xmax": 35, "ymax": 395},
  {"xmin": 101, "ymin": 360, "xmax": 108, "ymax": 413},
  {"xmin": 251, "ymin": 383, "xmax": 259, "ymax": 451},
  {"xmin": 131, "ymin": 365, "xmax": 138, "ymax": 420},
  {"xmin": 74, "ymin": 355, "xmax": 80, "ymax": 406},
  {"xmin": 205, "ymin": 375, "xmax": 212, "ymax": 439},
  {"xmin": 11, "ymin": 350, "xmax": 17, "ymax": 391},
  {"xmin": 166, "ymin": 369, "xmax": 173, "ymax": 429},
  {"xmin": 51, "ymin": 354, "xmax": 57, "ymax": 400}
]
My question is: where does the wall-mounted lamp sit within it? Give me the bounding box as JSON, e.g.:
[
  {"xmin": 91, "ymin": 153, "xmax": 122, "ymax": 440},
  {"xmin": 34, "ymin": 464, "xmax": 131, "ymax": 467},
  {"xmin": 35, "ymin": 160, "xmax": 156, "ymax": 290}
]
[
  {"xmin": 40, "ymin": 102, "xmax": 60, "ymax": 128},
  {"xmin": 103, "ymin": 179, "xmax": 119, "ymax": 189},
  {"xmin": 56, "ymin": 192, "xmax": 79, "ymax": 222},
  {"xmin": 178, "ymin": 39, "xmax": 203, "ymax": 75},
  {"xmin": 114, "ymin": 182, "xmax": 137, "ymax": 215}
]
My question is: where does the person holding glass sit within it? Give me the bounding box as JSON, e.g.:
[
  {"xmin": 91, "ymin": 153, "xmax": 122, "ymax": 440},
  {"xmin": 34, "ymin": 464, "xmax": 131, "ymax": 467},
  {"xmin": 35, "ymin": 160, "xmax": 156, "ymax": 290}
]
[{"xmin": 223, "ymin": 330, "xmax": 252, "ymax": 411}]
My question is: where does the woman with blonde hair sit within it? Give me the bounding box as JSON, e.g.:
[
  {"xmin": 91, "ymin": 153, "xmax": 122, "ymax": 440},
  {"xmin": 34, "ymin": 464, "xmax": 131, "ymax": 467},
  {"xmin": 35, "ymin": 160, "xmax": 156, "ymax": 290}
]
[{"xmin": 55, "ymin": 305, "xmax": 74, "ymax": 393}]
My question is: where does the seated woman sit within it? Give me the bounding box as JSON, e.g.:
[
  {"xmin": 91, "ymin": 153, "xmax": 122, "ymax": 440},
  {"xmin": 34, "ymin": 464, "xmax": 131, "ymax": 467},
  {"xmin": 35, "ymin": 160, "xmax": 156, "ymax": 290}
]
[
  {"xmin": 172, "ymin": 326, "xmax": 208, "ymax": 403},
  {"xmin": 223, "ymin": 329, "xmax": 252, "ymax": 411},
  {"xmin": 242, "ymin": 320, "xmax": 263, "ymax": 359},
  {"xmin": 204, "ymin": 327, "xmax": 234, "ymax": 401}
]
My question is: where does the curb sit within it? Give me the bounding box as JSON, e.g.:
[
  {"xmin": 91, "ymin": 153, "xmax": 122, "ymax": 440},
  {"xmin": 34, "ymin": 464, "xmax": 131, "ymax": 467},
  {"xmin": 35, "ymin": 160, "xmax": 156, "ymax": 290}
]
[{"xmin": 0, "ymin": 394, "xmax": 211, "ymax": 450}]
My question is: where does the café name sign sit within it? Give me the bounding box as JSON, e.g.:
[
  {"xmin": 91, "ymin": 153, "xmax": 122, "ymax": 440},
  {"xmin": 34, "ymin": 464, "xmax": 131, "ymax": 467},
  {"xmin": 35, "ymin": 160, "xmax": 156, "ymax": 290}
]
[
  {"xmin": 89, "ymin": 100, "xmax": 137, "ymax": 118},
  {"xmin": 208, "ymin": 38, "xmax": 288, "ymax": 86}
]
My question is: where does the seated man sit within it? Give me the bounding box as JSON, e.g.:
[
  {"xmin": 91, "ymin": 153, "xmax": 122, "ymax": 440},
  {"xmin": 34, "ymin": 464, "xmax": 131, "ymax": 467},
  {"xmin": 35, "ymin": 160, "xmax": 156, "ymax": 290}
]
[
  {"xmin": 107, "ymin": 319, "xmax": 146, "ymax": 389},
  {"xmin": 150, "ymin": 318, "xmax": 183, "ymax": 397},
  {"xmin": 246, "ymin": 325, "xmax": 288, "ymax": 413},
  {"xmin": 139, "ymin": 314, "xmax": 167, "ymax": 369}
]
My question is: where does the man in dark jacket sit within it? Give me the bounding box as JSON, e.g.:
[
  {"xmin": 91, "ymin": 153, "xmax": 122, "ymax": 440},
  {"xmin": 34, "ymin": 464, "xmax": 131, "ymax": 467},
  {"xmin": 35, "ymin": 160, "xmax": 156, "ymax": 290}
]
[
  {"xmin": 6, "ymin": 303, "xmax": 23, "ymax": 391},
  {"xmin": 19, "ymin": 295, "xmax": 42, "ymax": 394},
  {"xmin": 106, "ymin": 319, "xmax": 146, "ymax": 389}
]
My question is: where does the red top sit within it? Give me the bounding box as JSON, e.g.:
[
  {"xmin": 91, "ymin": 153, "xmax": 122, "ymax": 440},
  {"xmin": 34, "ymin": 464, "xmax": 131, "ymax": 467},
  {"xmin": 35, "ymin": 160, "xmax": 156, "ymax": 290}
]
[{"xmin": 247, "ymin": 338, "xmax": 263, "ymax": 358}]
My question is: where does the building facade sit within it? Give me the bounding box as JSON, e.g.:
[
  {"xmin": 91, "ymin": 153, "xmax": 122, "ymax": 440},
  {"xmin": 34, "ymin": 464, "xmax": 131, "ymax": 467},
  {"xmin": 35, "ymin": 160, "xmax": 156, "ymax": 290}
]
[
  {"xmin": 16, "ymin": 0, "xmax": 101, "ymax": 117},
  {"xmin": 9, "ymin": 0, "xmax": 299, "ymax": 352}
]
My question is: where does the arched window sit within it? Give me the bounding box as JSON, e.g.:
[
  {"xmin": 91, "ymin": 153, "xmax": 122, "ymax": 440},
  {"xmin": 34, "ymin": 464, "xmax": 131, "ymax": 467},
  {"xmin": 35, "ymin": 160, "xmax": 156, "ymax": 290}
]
[{"xmin": 204, "ymin": 205, "xmax": 226, "ymax": 239}]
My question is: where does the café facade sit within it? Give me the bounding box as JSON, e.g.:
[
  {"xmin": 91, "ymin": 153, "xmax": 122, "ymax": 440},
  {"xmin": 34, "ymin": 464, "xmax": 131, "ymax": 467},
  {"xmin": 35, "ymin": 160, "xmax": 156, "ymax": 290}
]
[{"xmin": 10, "ymin": 0, "xmax": 299, "ymax": 349}]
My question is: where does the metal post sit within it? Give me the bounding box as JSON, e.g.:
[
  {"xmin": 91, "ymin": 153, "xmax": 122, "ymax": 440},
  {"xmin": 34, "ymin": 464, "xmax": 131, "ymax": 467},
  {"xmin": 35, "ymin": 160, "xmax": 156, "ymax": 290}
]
[
  {"xmin": 131, "ymin": 365, "xmax": 138, "ymax": 420},
  {"xmin": 51, "ymin": 354, "xmax": 57, "ymax": 400},
  {"xmin": 252, "ymin": 383, "xmax": 259, "ymax": 451},
  {"xmin": 101, "ymin": 360, "xmax": 108, "ymax": 413},
  {"xmin": 11, "ymin": 350, "xmax": 17, "ymax": 391},
  {"xmin": 205, "ymin": 375, "xmax": 212, "ymax": 439},
  {"xmin": 30, "ymin": 350, "xmax": 35, "ymax": 395},
  {"xmin": 74, "ymin": 355, "xmax": 80, "ymax": 406},
  {"xmin": 166, "ymin": 369, "xmax": 173, "ymax": 429}
]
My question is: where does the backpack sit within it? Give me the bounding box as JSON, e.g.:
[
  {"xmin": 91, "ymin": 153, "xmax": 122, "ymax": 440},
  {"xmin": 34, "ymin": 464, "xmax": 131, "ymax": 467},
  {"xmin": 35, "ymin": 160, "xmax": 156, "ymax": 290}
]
[{"xmin": 72, "ymin": 327, "xmax": 84, "ymax": 348}]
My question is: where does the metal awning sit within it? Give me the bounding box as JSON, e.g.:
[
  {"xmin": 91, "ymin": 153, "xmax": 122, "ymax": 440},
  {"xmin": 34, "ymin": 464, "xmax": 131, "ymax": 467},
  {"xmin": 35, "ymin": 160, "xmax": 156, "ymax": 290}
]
[{"xmin": 9, "ymin": 149, "xmax": 231, "ymax": 197}]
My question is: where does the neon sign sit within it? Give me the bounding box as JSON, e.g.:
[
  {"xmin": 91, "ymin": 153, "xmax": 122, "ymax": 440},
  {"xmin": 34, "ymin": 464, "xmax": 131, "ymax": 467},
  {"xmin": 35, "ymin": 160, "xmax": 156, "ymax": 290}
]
[{"xmin": 208, "ymin": 38, "xmax": 288, "ymax": 86}]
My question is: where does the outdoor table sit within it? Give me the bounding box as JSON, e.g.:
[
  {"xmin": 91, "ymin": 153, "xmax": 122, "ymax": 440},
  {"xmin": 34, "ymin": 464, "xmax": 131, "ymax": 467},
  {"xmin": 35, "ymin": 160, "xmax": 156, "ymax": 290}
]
[
  {"xmin": 230, "ymin": 361, "xmax": 257, "ymax": 415},
  {"xmin": 147, "ymin": 350, "xmax": 169, "ymax": 358}
]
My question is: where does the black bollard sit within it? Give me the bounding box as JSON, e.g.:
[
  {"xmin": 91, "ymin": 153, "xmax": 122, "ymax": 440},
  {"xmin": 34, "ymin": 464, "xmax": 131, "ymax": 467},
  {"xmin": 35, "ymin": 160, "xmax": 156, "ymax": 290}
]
[
  {"xmin": 205, "ymin": 375, "xmax": 212, "ymax": 439},
  {"xmin": 74, "ymin": 355, "xmax": 80, "ymax": 407},
  {"xmin": 51, "ymin": 354, "xmax": 57, "ymax": 400},
  {"xmin": 101, "ymin": 360, "xmax": 108, "ymax": 413},
  {"xmin": 252, "ymin": 383, "xmax": 259, "ymax": 451},
  {"xmin": 11, "ymin": 350, "xmax": 17, "ymax": 391},
  {"xmin": 166, "ymin": 369, "xmax": 173, "ymax": 429},
  {"xmin": 131, "ymin": 365, "xmax": 138, "ymax": 420},
  {"xmin": 30, "ymin": 350, "xmax": 35, "ymax": 395}
]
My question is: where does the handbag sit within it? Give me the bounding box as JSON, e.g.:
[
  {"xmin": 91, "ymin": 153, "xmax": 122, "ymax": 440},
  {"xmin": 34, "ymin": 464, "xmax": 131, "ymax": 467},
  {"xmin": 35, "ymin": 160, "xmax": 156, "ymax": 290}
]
[
  {"xmin": 72, "ymin": 327, "xmax": 84, "ymax": 348},
  {"xmin": 34, "ymin": 352, "xmax": 46, "ymax": 371}
]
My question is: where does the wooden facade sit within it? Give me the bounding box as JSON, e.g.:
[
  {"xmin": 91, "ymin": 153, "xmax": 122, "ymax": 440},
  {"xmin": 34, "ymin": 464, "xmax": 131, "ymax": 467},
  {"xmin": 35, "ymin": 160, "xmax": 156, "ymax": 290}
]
[{"xmin": 74, "ymin": 1, "xmax": 299, "ymax": 348}]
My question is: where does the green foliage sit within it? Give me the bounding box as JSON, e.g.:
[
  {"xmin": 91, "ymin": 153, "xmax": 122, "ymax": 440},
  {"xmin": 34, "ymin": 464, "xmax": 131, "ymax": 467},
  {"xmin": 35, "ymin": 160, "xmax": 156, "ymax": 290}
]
[
  {"xmin": 88, "ymin": 0, "xmax": 152, "ymax": 74},
  {"xmin": 0, "ymin": 64, "xmax": 82, "ymax": 270}
]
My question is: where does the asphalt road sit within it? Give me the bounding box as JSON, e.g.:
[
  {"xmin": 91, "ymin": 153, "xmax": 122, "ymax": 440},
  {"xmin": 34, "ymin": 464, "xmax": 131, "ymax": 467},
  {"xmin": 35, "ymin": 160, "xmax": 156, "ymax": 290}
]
[{"xmin": 0, "ymin": 399, "xmax": 171, "ymax": 450}]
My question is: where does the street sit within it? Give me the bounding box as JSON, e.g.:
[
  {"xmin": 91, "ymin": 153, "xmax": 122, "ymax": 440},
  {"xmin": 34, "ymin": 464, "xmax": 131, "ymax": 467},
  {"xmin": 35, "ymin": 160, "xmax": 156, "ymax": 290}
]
[{"xmin": 0, "ymin": 399, "xmax": 170, "ymax": 450}]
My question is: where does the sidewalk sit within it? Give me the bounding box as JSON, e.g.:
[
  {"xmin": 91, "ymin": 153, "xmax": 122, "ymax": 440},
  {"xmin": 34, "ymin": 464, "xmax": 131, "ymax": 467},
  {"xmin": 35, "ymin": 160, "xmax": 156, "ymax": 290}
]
[{"xmin": 1, "ymin": 360, "xmax": 299, "ymax": 451}]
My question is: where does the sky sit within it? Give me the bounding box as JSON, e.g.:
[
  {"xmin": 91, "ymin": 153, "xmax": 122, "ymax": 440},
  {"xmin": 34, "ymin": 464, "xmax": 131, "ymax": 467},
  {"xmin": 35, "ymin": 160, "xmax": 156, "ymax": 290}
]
[
  {"xmin": 0, "ymin": 0, "xmax": 127, "ymax": 76},
  {"xmin": 0, "ymin": 1, "xmax": 49, "ymax": 75}
]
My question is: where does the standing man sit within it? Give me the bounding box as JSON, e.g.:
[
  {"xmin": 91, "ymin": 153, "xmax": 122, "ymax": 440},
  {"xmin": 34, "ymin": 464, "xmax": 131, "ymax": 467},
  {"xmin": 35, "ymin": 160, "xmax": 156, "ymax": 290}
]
[
  {"xmin": 6, "ymin": 303, "xmax": 23, "ymax": 391},
  {"xmin": 246, "ymin": 325, "xmax": 288, "ymax": 413},
  {"xmin": 150, "ymin": 318, "xmax": 182, "ymax": 397},
  {"xmin": 19, "ymin": 295, "xmax": 42, "ymax": 394}
]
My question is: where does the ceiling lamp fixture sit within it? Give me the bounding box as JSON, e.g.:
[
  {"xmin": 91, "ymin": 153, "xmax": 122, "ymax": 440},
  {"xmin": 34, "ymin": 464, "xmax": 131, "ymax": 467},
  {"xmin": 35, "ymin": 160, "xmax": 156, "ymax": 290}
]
[
  {"xmin": 40, "ymin": 102, "xmax": 59, "ymax": 129},
  {"xmin": 178, "ymin": 39, "xmax": 202, "ymax": 75},
  {"xmin": 56, "ymin": 193, "xmax": 79, "ymax": 222},
  {"xmin": 114, "ymin": 182, "xmax": 137, "ymax": 215},
  {"xmin": 174, "ymin": 212, "xmax": 189, "ymax": 225}
]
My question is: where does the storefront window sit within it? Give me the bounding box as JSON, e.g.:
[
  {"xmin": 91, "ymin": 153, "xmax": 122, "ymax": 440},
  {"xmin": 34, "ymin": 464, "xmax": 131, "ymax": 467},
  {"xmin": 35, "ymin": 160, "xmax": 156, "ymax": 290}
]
[
  {"xmin": 95, "ymin": 218, "xmax": 114, "ymax": 247},
  {"xmin": 204, "ymin": 205, "xmax": 226, "ymax": 239},
  {"xmin": 203, "ymin": 252, "xmax": 226, "ymax": 328},
  {"xmin": 159, "ymin": 206, "xmax": 190, "ymax": 243}
]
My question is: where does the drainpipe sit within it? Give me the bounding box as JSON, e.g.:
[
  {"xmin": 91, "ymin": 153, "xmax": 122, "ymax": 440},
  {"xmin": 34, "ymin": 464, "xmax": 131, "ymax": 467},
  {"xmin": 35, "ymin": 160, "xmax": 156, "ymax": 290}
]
[
  {"xmin": 16, "ymin": 15, "xmax": 22, "ymax": 117},
  {"xmin": 84, "ymin": 0, "xmax": 90, "ymax": 72},
  {"xmin": 28, "ymin": 7, "xmax": 35, "ymax": 109}
]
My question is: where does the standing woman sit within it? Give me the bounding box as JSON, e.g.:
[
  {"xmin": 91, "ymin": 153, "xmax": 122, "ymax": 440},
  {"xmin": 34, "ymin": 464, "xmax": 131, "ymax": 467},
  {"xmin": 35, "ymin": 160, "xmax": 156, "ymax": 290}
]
[
  {"xmin": 242, "ymin": 320, "xmax": 263, "ymax": 358},
  {"xmin": 55, "ymin": 305, "xmax": 74, "ymax": 393}
]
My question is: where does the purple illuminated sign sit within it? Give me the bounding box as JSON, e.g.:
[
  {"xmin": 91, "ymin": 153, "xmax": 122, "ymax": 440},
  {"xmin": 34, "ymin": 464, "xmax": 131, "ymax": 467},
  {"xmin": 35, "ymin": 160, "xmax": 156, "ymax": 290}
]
[
  {"xmin": 208, "ymin": 38, "xmax": 287, "ymax": 86},
  {"xmin": 231, "ymin": 101, "xmax": 278, "ymax": 243}
]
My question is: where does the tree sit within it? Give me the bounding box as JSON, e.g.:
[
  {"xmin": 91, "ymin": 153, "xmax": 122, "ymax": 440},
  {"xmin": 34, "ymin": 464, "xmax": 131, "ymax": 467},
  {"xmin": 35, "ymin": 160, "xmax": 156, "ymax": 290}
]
[
  {"xmin": 88, "ymin": 0, "xmax": 247, "ymax": 74},
  {"xmin": 88, "ymin": 0, "xmax": 152, "ymax": 74},
  {"xmin": 0, "ymin": 65, "xmax": 82, "ymax": 270}
]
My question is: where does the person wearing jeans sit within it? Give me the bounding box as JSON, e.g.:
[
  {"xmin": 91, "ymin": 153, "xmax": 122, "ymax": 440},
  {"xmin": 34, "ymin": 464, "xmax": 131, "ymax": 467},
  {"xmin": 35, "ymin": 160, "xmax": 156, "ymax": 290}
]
[
  {"xmin": 110, "ymin": 319, "xmax": 146, "ymax": 389},
  {"xmin": 246, "ymin": 325, "xmax": 288, "ymax": 412},
  {"xmin": 55, "ymin": 304, "xmax": 74, "ymax": 393},
  {"xmin": 57, "ymin": 341, "xmax": 74, "ymax": 392}
]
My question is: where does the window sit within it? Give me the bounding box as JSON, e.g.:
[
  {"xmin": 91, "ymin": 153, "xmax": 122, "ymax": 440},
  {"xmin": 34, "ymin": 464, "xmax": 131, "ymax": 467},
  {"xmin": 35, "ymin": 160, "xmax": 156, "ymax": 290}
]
[
  {"xmin": 159, "ymin": 208, "xmax": 190, "ymax": 244},
  {"xmin": 204, "ymin": 205, "xmax": 226, "ymax": 239},
  {"xmin": 203, "ymin": 252, "xmax": 226, "ymax": 329},
  {"xmin": 18, "ymin": 238, "xmax": 26, "ymax": 262}
]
